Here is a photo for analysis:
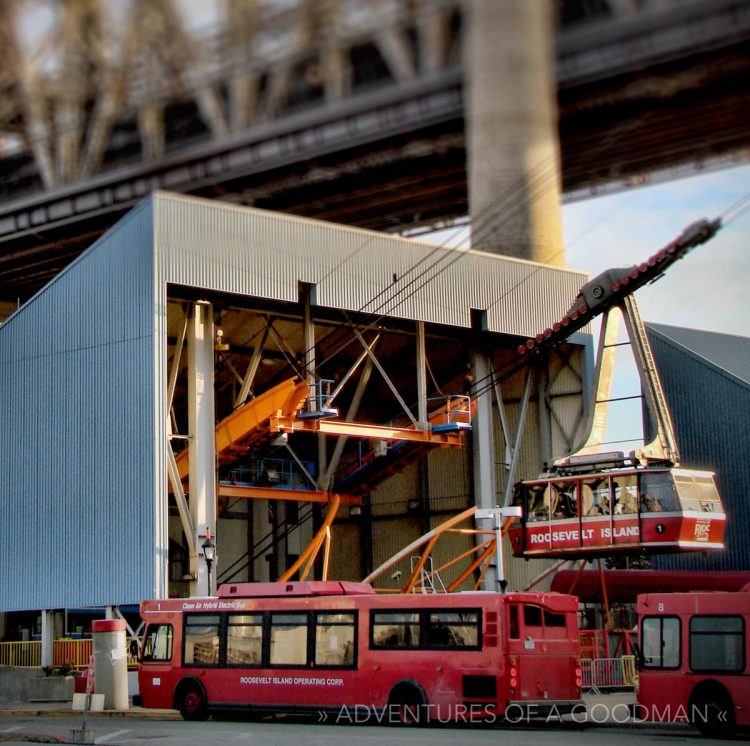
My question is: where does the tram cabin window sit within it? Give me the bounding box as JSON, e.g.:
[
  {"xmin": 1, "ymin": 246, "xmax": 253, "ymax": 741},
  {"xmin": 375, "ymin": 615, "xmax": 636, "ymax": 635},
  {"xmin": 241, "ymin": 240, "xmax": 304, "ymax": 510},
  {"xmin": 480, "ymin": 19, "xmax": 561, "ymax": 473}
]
[
  {"xmin": 613, "ymin": 475, "xmax": 637, "ymax": 514},
  {"xmin": 672, "ymin": 472, "xmax": 722, "ymax": 513},
  {"xmin": 551, "ymin": 482, "xmax": 577, "ymax": 518},
  {"xmin": 640, "ymin": 472, "xmax": 679, "ymax": 512},
  {"xmin": 582, "ymin": 478, "xmax": 610, "ymax": 516},
  {"xmin": 525, "ymin": 485, "xmax": 550, "ymax": 522}
]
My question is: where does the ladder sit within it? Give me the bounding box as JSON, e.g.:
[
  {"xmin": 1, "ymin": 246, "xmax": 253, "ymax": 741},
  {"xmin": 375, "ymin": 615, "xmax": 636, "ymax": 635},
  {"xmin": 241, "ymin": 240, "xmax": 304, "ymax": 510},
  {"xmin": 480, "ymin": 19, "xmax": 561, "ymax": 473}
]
[{"xmin": 410, "ymin": 556, "xmax": 447, "ymax": 594}]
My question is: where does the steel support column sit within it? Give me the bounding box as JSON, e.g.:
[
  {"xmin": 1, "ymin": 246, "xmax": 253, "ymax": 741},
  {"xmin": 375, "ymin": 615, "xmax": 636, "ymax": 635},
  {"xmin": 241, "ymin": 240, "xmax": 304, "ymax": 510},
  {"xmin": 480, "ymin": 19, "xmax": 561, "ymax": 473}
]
[
  {"xmin": 416, "ymin": 321, "xmax": 428, "ymax": 429},
  {"xmin": 471, "ymin": 351, "xmax": 497, "ymax": 585}
]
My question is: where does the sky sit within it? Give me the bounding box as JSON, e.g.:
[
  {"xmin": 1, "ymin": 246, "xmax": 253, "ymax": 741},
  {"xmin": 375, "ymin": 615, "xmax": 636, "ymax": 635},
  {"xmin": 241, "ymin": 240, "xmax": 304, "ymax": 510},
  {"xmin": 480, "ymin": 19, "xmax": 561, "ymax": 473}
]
[
  {"xmin": 562, "ymin": 163, "xmax": 750, "ymax": 450},
  {"xmin": 425, "ymin": 162, "xmax": 750, "ymax": 452},
  {"xmin": 563, "ymin": 163, "xmax": 750, "ymax": 339}
]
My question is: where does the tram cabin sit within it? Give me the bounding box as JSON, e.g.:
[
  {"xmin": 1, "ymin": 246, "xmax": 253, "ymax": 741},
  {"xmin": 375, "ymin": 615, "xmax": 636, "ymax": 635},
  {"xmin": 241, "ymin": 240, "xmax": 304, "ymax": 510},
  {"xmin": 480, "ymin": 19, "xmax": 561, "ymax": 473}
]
[{"xmin": 508, "ymin": 465, "xmax": 725, "ymax": 559}]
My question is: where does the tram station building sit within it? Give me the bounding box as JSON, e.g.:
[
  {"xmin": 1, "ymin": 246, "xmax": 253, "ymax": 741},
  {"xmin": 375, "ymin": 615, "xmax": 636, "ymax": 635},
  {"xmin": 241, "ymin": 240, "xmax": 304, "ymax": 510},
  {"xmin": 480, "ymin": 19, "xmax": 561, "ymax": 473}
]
[
  {"xmin": 647, "ymin": 322, "xmax": 750, "ymax": 572},
  {"xmin": 0, "ymin": 192, "xmax": 591, "ymax": 645}
]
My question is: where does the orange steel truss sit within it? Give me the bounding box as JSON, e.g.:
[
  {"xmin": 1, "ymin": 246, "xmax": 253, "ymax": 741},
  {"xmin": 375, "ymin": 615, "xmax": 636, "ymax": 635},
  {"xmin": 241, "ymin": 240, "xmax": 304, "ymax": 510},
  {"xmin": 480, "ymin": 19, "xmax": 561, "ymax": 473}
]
[
  {"xmin": 278, "ymin": 495, "xmax": 341, "ymax": 582},
  {"xmin": 361, "ymin": 506, "xmax": 516, "ymax": 594}
]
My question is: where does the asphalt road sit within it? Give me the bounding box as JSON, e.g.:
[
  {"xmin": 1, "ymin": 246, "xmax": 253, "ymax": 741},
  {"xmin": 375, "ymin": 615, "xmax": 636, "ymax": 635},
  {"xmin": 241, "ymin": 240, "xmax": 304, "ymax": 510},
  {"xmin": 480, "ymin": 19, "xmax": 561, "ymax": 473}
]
[{"xmin": 0, "ymin": 713, "xmax": 738, "ymax": 746}]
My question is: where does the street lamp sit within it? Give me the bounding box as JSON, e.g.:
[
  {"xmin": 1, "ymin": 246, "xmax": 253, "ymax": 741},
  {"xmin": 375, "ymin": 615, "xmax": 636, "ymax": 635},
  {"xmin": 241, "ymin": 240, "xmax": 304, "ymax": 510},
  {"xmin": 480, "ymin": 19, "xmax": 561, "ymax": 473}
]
[
  {"xmin": 202, "ymin": 537, "xmax": 216, "ymax": 595},
  {"xmin": 475, "ymin": 506, "xmax": 522, "ymax": 593}
]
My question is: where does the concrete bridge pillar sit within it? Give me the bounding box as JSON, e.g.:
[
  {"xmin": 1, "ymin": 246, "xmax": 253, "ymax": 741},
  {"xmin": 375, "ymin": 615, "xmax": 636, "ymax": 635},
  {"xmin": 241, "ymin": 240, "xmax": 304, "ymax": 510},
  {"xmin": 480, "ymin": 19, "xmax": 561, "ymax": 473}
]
[{"xmin": 465, "ymin": 0, "xmax": 564, "ymax": 266}]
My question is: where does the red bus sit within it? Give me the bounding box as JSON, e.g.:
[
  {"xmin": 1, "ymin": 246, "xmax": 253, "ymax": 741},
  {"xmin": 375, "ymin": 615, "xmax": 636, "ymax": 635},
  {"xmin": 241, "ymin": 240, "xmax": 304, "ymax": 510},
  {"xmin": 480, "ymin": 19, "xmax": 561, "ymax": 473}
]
[
  {"xmin": 134, "ymin": 580, "xmax": 583, "ymax": 724},
  {"xmin": 508, "ymin": 466, "xmax": 725, "ymax": 559},
  {"xmin": 636, "ymin": 588, "xmax": 750, "ymax": 737}
]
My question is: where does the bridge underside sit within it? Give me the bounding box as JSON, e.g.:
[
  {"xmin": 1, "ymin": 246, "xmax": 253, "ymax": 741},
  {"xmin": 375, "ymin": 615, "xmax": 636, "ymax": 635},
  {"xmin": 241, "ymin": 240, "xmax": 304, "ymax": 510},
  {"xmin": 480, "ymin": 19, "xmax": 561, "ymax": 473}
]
[{"xmin": 1, "ymin": 9, "xmax": 749, "ymax": 307}]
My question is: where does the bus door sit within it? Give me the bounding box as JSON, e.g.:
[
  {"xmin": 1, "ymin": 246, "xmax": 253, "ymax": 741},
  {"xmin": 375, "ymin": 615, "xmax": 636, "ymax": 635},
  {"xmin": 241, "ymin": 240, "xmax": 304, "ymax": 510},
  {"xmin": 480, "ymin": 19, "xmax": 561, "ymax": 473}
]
[
  {"xmin": 507, "ymin": 602, "xmax": 573, "ymax": 702},
  {"xmin": 139, "ymin": 620, "xmax": 177, "ymax": 709}
]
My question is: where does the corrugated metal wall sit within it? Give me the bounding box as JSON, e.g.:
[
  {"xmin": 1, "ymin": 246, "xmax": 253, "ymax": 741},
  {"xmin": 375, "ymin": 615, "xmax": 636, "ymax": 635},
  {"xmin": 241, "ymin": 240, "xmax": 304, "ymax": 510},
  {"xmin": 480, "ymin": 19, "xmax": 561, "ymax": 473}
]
[
  {"xmin": 0, "ymin": 201, "xmax": 162, "ymax": 612},
  {"xmin": 154, "ymin": 192, "xmax": 587, "ymax": 336},
  {"xmin": 648, "ymin": 328, "xmax": 750, "ymax": 571}
]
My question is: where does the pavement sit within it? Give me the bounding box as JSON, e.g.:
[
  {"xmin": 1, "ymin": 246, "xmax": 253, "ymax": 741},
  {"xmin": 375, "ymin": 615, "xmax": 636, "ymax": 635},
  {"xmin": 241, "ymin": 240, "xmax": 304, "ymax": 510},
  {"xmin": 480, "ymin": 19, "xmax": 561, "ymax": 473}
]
[
  {"xmin": 0, "ymin": 701, "xmax": 179, "ymax": 720},
  {"xmin": 0, "ymin": 692, "xmax": 651, "ymax": 727}
]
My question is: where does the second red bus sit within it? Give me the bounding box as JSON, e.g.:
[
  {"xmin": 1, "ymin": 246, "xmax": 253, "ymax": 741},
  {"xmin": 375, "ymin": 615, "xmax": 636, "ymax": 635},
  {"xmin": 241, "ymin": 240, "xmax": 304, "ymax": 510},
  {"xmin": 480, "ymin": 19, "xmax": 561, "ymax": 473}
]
[{"xmin": 637, "ymin": 587, "xmax": 750, "ymax": 737}]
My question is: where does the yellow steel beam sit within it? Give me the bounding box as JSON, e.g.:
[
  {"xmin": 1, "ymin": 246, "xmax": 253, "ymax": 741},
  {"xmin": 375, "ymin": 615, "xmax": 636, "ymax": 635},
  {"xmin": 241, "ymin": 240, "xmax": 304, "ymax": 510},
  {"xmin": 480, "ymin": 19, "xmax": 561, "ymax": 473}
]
[
  {"xmin": 269, "ymin": 414, "xmax": 464, "ymax": 446},
  {"xmin": 218, "ymin": 483, "xmax": 361, "ymax": 506},
  {"xmin": 175, "ymin": 377, "xmax": 308, "ymax": 482}
]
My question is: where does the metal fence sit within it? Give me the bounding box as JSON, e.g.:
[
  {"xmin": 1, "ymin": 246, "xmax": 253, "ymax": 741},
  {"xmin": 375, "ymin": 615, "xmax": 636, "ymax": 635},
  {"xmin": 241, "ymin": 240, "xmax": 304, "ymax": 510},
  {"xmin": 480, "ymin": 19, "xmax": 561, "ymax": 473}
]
[
  {"xmin": 581, "ymin": 656, "xmax": 637, "ymax": 693},
  {"xmin": 0, "ymin": 638, "xmax": 138, "ymax": 670},
  {"xmin": 53, "ymin": 639, "xmax": 93, "ymax": 670},
  {"xmin": 0, "ymin": 641, "xmax": 41, "ymax": 667}
]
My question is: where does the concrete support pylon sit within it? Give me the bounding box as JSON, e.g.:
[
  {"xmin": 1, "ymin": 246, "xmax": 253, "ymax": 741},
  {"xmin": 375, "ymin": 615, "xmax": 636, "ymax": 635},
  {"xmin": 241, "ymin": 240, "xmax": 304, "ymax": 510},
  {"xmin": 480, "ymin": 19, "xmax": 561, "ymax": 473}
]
[
  {"xmin": 187, "ymin": 301, "xmax": 217, "ymax": 596},
  {"xmin": 465, "ymin": 0, "xmax": 564, "ymax": 265},
  {"xmin": 41, "ymin": 610, "xmax": 54, "ymax": 668}
]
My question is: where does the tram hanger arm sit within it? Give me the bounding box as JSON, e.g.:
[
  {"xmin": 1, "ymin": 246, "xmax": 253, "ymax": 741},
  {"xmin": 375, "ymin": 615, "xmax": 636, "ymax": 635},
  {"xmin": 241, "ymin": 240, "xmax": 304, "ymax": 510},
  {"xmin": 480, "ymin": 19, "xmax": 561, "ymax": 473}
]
[{"xmin": 517, "ymin": 217, "xmax": 721, "ymax": 359}]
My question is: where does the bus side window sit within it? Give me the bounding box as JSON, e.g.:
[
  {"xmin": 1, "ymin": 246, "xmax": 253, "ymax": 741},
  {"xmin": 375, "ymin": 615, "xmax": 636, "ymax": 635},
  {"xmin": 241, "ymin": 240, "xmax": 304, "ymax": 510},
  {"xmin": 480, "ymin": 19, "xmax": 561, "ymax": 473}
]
[
  {"xmin": 689, "ymin": 616, "xmax": 745, "ymax": 673},
  {"xmin": 524, "ymin": 605, "xmax": 542, "ymax": 628},
  {"xmin": 142, "ymin": 624, "xmax": 173, "ymax": 662},
  {"xmin": 427, "ymin": 611, "xmax": 480, "ymax": 649},
  {"xmin": 509, "ymin": 605, "xmax": 520, "ymax": 640},
  {"xmin": 270, "ymin": 613, "xmax": 308, "ymax": 666},
  {"xmin": 314, "ymin": 612, "xmax": 356, "ymax": 667},
  {"xmin": 543, "ymin": 610, "xmax": 568, "ymax": 639},
  {"xmin": 226, "ymin": 613, "xmax": 263, "ymax": 666},
  {"xmin": 184, "ymin": 615, "xmax": 220, "ymax": 666},
  {"xmin": 371, "ymin": 612, "xmax": 420, "ymax": 649}
]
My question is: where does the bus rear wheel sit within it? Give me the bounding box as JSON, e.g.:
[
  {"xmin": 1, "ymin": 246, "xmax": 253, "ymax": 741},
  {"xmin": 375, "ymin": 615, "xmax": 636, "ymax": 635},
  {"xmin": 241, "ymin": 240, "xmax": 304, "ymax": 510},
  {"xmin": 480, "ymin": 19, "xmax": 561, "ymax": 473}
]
[
  {"xmin": 176, "ymin": 680, "xmax": 209, "ymax": 722},
  {"xmin": 388, "ymin": 681, "xmax": 427, "ymax": 726},
  {"xmin": 690, "ymin": 685, "xmax": 735, "ymax": 738}
]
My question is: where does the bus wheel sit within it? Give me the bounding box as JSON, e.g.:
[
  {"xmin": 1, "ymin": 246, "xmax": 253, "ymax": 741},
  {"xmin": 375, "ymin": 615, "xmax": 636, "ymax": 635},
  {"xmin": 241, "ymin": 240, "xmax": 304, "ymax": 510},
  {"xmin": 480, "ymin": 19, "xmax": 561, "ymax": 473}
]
[
  {"xmin": 387, "ymin": 681, "xmax": 427, "ymax": 726},
  {"xmin": 690, "ymin": 684, "xmax": 735, "ymax": 738},
  {"xmin": 176, "ymin": 680, "xmax": 209, "ymax": 722}
]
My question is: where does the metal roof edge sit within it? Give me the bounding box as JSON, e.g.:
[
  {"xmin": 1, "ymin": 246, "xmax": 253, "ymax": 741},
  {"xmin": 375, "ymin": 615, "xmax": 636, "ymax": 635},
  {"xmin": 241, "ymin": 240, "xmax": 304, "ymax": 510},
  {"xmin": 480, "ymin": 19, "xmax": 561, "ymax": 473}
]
[
  {"xmin": 0, "ymin": 196, "xmax": 155, "ymax": 331},
  {"xmin": 150, "ymin": 190, "xmax": 588, "ymax": 279},
  {"xmin": 646, "ymin": 321, "xmax": 750, "ymax": 391}
]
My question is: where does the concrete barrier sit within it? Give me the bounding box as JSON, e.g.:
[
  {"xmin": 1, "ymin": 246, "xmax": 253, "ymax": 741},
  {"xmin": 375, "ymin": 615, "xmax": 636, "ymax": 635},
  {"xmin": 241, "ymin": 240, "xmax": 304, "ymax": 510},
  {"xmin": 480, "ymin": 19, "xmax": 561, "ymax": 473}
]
[{"xmin": 0, "ymin": 666, "xmax": 74, "ymax": 703}]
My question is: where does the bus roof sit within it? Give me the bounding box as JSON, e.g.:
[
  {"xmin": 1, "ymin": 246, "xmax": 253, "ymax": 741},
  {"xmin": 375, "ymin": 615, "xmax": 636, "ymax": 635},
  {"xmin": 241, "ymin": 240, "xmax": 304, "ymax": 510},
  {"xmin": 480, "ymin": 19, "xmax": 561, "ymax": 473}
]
[
  {"xmin": 637, "ymin": 588, "xmax": 750, "ymax": 615},
  {"xmin": 217, "ymin": 581, "xmax": 375, "ymax": 598}
]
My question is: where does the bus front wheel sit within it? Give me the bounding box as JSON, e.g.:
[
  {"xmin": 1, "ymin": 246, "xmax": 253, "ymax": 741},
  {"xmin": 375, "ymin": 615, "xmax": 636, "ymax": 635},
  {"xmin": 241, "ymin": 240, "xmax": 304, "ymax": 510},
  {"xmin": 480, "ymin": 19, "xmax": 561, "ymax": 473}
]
[
  {"xmin": 689, "ymin": 683, "xmax": 735, "ymax": 738},
  {"xmin": 175, "ymin": 680, "xmax": 209, "ymax": 722}
]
